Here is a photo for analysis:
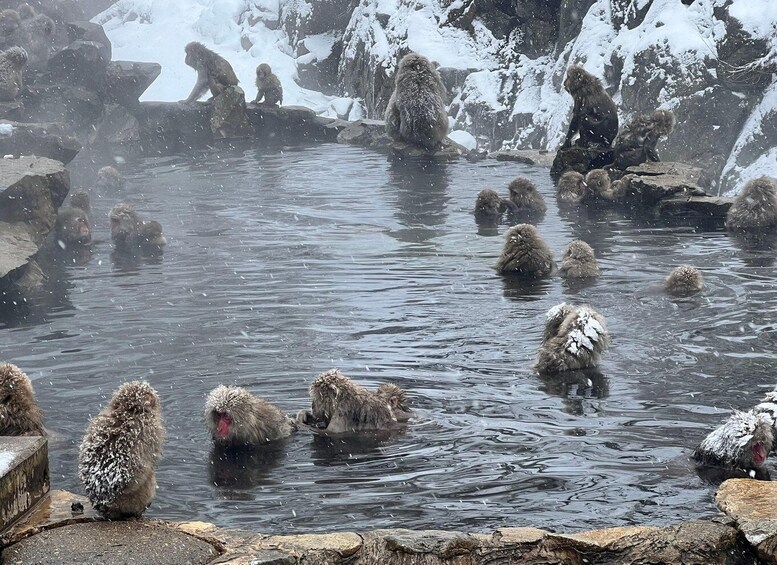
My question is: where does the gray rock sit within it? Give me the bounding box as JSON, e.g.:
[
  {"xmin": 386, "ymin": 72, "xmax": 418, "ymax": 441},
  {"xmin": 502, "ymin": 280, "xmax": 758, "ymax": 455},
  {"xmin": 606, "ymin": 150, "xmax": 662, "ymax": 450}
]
[
  {"xmin": 21, "ymin": 83, "xmax": 105, "ymax": 131},
  {"xmin": 490, "ymin": 149, "xmax": 555, "ymax": 167},
  {"xmin": 106, "ymin": 61, "xmax": 162, "ymax": 110},
  {"xmin": 246, "ymin": 103, "xmax": 327, "ymax": 143},
  {"xmin": 0, "ymin": 221, "xmax": 39, "ymax": 280},
  {"xmin": 0, "ymin": 121, "xmax": 81, "ymax": 164},
  {"xmin": 658, "ymin": 195, "xmax": 733, "ymax": 219},
  {"xmin": 91, "ymin": 105, "xmax": 141, "ymax": 145},
  {"xmin": 337, "ymin": 119, "xmax": 393, "ymax": 148},
  {"xmin": 47, "ymin": 40, "xmax": 110, "ymax": 95},
  {"xmin": 66, "ymin": 21, "xmax": 112, "ymax": 62},
  {"xmin": 136, "ymin": 101, "xmax": 212, "ymax": 154}
]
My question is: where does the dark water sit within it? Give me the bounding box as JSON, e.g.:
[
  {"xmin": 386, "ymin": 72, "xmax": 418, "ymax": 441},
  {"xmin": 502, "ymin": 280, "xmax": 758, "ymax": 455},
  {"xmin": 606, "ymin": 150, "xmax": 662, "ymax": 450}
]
[{"xmin": 3, "ymin": 143, "xmax": 777, "ymax": 534}]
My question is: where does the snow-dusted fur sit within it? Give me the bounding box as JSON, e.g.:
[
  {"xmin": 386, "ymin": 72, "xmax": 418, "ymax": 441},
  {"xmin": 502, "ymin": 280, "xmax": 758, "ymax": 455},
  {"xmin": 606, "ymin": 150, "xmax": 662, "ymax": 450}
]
[
  {"xmin": 753, "ymin": 388, "xmax": 777, "ymax": 449},
  {"xmin": 384, "ymin": 52, "xmax": 448, "ymax": 151},
  {"xmin": 494, "ymin": 224, "xmax": 554, "ymax": 277},
  {"xmin": 0, "ymin": 46, "xmax": 26, "ymax": 101},
  {"xmin": 562, "ymin": 65, "xmax": 618, "ymax": 149},
  {"xmin": 109, "ymin": 203, "xmax": 166, "ymax": 252},
  {"xmin": 204, "ymin": 385, "xmax": 295, "ymax": 446},
  {"xmin": 535, "ymin": 303, "xmax": 609, "ymax": 373},
  {"xmin": 78, "ymin": 381, "xmax": 164, "ymax": 519},
  {"xmin": 557, "ymin": 171, "xmax": 588, "ymax": 204},
  {"xmin": 559, "ymin": 240, "xmax": 599, "ymax": 279},
  {"xmin": 664, "ymin": 265, "xmax": 703, "ymax": 295},
  {"xmin": 613, "ymin": 109, "xmax": 675, "ymax": 169},
  {"xmin": 0, "ymin": 363, "xmax": 45, "ymax": 436},
  {"xmin": 692, "ymin": 410, "xmax": 773, "ymax": 471},
  {"xmin": 96, "ymin": 166, "xmax": 125, "ymax": 191},
  {"xmin": 507, "ymin": 177, "xmax": 546, "ymax": 214},
  {"xmin": 726, "ymin": 176, "xmax": 777, "ymax": 231},
  {"xmin": 301, "ymin": 369, "xmax": 407, "ymax": 434}
]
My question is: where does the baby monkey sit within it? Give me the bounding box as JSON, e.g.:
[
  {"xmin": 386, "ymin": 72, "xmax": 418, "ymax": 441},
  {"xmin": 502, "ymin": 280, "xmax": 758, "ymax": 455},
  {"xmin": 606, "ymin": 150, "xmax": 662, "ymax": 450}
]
[{"xmin": 254, "ymin": 63, "xmax": 282, "ymax": 105}]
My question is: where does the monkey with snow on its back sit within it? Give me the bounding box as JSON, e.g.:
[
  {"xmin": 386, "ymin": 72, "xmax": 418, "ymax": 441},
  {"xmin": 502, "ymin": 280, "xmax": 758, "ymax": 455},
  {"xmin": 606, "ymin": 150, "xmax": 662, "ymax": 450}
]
[
  {"xmin": 78, "ymin": 381, "xmax": 164, "ymax": 519},
  {"xmin": 254, "ymin": 63, "xmax": 282, "ymax": 106},
  {"xmin": 0, "ymin": 46, "xmax": 26, "ymax": 101},
  {"xmin": 205, "ymin": 385, "xmax": 295, "ymax": 447},
  {"xmin": 613, "ymin": 109, "xmax": 675, "ymax": 170},
  {"xmin": 535, "ymin": 303, "xmax": 609, "ymax": 374},
  {"xmin": 385, "ymin": 52, "xmax": 449, "ymax": 151},
  {"xmin": 183, "ymin": 41, "xmax": 239, "ymax": 103},
  {"xmin": 109, "ymin": 203, "xmax": 167, "ymax": 253},
  {"xmin": 0, "ymin": 363, "xmax": 45, "ymax": 436}
]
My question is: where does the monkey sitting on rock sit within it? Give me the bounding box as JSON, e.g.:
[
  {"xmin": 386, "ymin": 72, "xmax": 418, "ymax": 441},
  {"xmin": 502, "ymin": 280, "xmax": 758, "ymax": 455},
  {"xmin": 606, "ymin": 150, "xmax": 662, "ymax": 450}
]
[
  {"xmin": 384, "ymin": 52, "xmax": 449, "ymax": 152},
  {"xmin": 726, "ymin": 176, "xmax": 777, "ymax": 232},
  {"xmin": 613, "ymin": 109, "xmax": 675, "ymax": 170},
  {"xmin": 494, "ymin": 224, "xmax": 554, "ymax": 278},
  {"xmin": 297, "ymin": 369, "xmax": 411, "ymax": 434},
  {"xmin": 109, "ymin": 203, "xmax": 167, "ymax": 253},
  {"xmin": 205, "ymin": 385, "xmax": 295, "ymax": 447},
  {"xmin": 0, "ymin": 363, "xmax": 45, "ymax": 436},
  {"xmin": 561, "ymin": 65, "xmax": 618, "ymax": 150},
  {"xmin": 183, "ymin": 41, "xmax": 239, "ymax": 103},
  {"xmin": 78, "ymin": 381, "xmax": 164, "ymax": 519},
  {"xmin": 254, "ymin": 63, "xmax": 282, "ymax": 106},
  {"xmin": 535, "ymin": 303, "xmax": 609, "ymax": 374},
  {"xmin": 0, "ymin": 46, "xmax": 26, "ymax": 101}
]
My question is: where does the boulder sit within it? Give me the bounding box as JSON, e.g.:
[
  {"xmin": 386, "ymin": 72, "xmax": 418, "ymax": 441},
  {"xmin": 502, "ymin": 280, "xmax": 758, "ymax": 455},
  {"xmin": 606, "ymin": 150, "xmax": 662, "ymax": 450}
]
[
  {"xmin": 106, "ymin": 61, "xmax": 162, "ymax": 110},
  {"xmin": 623, "ymin": 162, "xmax": 706, "ymax": 205},
  {"xmin": 0, "ymin": 121, "xmax": 81, "ymax": 164},
  {"xmin": 717, "ymin": 479, "xmax": 777, "ymax": 563},
  {"xmin": 490, "ymin": 149, "xmax": 556, "ymax": 167},
  {"xmin": 336, "ymin": 119, "xmax": 391, "ymax": 148},
  {"xmin": 21, "ymin": 83, "xmax": 105, "ymax": 130},
  {"xmin": 66, "ymin": 21, "xmax": 112, "ymax": 62},
  {"xmin": 90, "ymin": 105, "xmax": 141, "ymax": 145},
  {"xmin": 135, "ymin": 101, "xmax": 212, "ymax": 154},
  {"xmin": 246, "ymin": 104, "xmax": 324, "ymax": 143},
  {"xmin": 388, "ymin": 138, "xmax": 467, "ymax": 161},
  {"xmin": 210, "ymin": 86, "xmax": 252, "ymax": 139},
  {"xmin": 47, "ymin": 40, "xmax": 110, "ymax": 95}
]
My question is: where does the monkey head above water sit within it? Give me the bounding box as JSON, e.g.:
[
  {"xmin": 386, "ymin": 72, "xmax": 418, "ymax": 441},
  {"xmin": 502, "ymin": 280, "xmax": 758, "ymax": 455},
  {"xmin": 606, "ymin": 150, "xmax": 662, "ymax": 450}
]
[
  {"xmin": 556, "ymin": 171, "xmax": 589, "ymax": 205},
  {"xmin": 559, "ymin": 240, "xmax": 599, "ymax": 279},
  {"xmin": 297, "ymin": 369, "xmax": 411, "ymax": 434},
  {"xmin": 384, "ymin": 52, "xmax": 449, "ymax": 151},
  {"xmin": 505, "ymin": 177, "xmax": 547, "ymax": 216},
  {"xmin": 54, "ymin": 192, "xmax": 91, "ymax": 247},
  {"xmin": 0, "ymin": 363, "xmax": 45, "ymax": 436},
  {"xmin": 535, "ymin": 303, "xmax": 609, "ymax": 374},
  {"xmin": 494, "ymin": 223, "xmax": 554, "ymax": 278},
  {"xmin": 474, "ymin": 188, "xmax": 504, "ymax": 224},
  {"xmin": 584, "ymin": 169, "xmax": 626, "ymax": 203},
  {"xmin": 96, "ymin": 165, "xmax": 125, "ymax": 191},
  {"xmin": 78, "ymin": 381, "xmax": 164, "ymax": 519},
  {"xmin": 109, "ymin": 203, "xmax": 166, "ymax": 253},
  {"xmin": 726, "ymin": 176, "xmax": 777, "ymax": 232},
  {"xmin": 692, "ymin": 410, "xmax": 773, "ymax": 477},
  {"xmin": 665, "ymin": 265, "xmax": 703, "ymax": 296},
  {"xmin": 561, "ymin": 65, "xmax": 619, "ymax": 149},
  {"xmin": 205, "ymin": 385, "xmax": 295, "ymax": 447}
]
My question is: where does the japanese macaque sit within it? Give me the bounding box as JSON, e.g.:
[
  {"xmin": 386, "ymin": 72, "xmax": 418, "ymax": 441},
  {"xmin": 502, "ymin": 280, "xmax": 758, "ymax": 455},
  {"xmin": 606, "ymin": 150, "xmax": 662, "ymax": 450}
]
[
  {"xmin": 109, "ymin": 203, "xmax": 166, "ymax": 253},
  {"xmin": 665, "ymin": 265, "xmax": 703, "ymax": 296},
  {"xmin": 183, "ymin": 41, "xmax": 239, "ymax": 103},
  {"xmin": 0, "ymin": 363, "xmax": 45, "ymax": 436},
  {"xmin": 561, "ymin": 65, "xmax": 619, "ymax": 149},
  {"xmin": 494, "ymin": 223, "xmax": 555, "ymax": 277},
  {"xmin": 78, "ymin": 381, "xmax": 164, "ymax": 519},
  {"xmin": 726, "ymin": 176, "xmax": 777, "ymax": 231},
  {"xmin": 474, "ymin": 188, "xmax": 505, "ymax": 224},
  {"xmin": 535, "ymin": 303, "xmax": 609, "ymax": 374},
  {"xmin": 585, "ymin": 169, "xmax": 625, "ymax": 202},
  {"xmin": 54, "ymin": 192, "xmax": 91, "ymax": 247},
  {"xmin": 754, "ymin": 388, "xmax": 777, "ymax": 446},
  {"xmin": 692, "ymin": 410, "xmax": 773, "ymax": 477},
  {"xmin": 0, "ymin": 46, "xmax": 26, "ymax": 101},
  {"xmin": 297, "ymin": 369, "xmax": 410, "ymax": 434},
  {"xmin": 505, "ymin": 177, "xmax": 547, "ymax": 216},
  {"xmin": 254, "ymin": 63, "xmax": 282, "ymax": 106},
  {"xmin": 19, "ymin": 10, "xmax": 54, "ymax": 68},
  {"xmin": 96, "ymin": 165, "xmax": 125, "ymax": 191},
  {"xmin": 559, "ymin": 240, "xmax": 599, "ymax": 278},
  {"xmin": 613, "ymin": 109, "xmax": 675, "ymax": 170},
  {"xmin": 556, "ymin": 171, "xmax": 589, "ymax": 204},
  {"xmin": 384, "ymin": 52, "xmax": 449, "ymax": 151},
  {"xmin": 205, "ymin": 385, "xmax": 295, "ymax": 447}
]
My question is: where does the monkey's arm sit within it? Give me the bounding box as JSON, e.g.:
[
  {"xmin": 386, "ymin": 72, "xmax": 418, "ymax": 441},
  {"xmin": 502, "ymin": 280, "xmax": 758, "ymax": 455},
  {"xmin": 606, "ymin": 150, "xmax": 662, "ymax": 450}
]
[
  {"xmin": 643, "ymin": 130, "xmax": 661, "ymax": 161},
  {"xmin": 185, "ymin": 71, "xmax": 208, "ymax": 103},
  {"xmin": 500, "ymin": 198, "xmax": 519, "ymax": 213},
  {"xmin": 384, "ymin": 97, "xmax": 402, "ymax": 140},
  {"xmin": 254, "ymin": 87, "xmax": 265, "ymax": 104},
  {"xmin": 562, "ymin": 101, "xmax": 581, "ymax": 148}
]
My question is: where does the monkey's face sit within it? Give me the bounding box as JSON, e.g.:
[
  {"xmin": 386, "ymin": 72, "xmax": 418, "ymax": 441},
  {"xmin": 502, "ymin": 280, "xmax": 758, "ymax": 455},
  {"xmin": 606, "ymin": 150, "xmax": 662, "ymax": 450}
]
[
  {"xmin": 212, "ymin": 411, "xmax": 234, "ymax": 439},
  {"xmin": 0, "ymin": 17, "xmax": 18, "ymax": 34},
  {"xmin": 110, "ymin": 209, "xmax": 139, "ymax": 242},
  {"xmin": 62, "ymin": 214, "xmax": 91, "ymax": 244},
  {"xmin": 563, "ymin": 68, "xmax": 583, "ymax": 95}
]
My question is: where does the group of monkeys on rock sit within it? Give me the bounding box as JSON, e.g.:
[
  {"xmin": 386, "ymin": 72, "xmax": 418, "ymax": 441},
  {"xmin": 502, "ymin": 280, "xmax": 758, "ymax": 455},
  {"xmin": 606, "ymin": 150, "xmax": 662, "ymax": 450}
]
[{"xmin": 0, "ymin": 2, "xmax": 54, "ymax": 101}]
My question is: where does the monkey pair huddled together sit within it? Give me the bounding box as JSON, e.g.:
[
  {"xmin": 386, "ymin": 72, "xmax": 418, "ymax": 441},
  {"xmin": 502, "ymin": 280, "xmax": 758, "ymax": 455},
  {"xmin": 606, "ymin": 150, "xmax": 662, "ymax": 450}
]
[
  {"xmin": 182, "ymin": 42, "xmax": 282, "ymax": 106},
  {"xmin": 205, "ymin": 369, "xmax": 411, "ymax": 448}
]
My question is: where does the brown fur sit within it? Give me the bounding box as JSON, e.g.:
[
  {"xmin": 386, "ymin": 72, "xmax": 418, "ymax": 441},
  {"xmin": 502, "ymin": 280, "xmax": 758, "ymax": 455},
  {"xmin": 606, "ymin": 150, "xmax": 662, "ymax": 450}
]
[
  {"xmin": 665, "ymin": 265, "xmax": 703, "ymax": 295},
  {"xmin": 557, "ymin": 171, "xmax": 589, "ymax": 204},
  {"xmin": 0, "ymin": 363, "xmax": 45, "ymax": 436},
  {"xmin": 138, "ymin": 220, "xmax": 166, "ymax": 250},
  {"xmin": 562, "ymin": 65, "xmax": 619, "ymax": 149},
  {"xmin": 69, "ymin": 191, "xmax": 91, "ymax": 216},
  {"xmin": 184, "ymin": 42, "xmax": 239, "ymax": 103},
  {"xmin": 560, "ymin": 240, "xmax": 599, "ymax": 278},
  {"xmin": 300, "ymin": 369, "xmax": 408, "ymax": 433},
  {"xmin": 96, "ymin": 166, "xmax": 125, "ymax": 191},
  {"xmin": 205, "ymin": 385, "xmax": 295, "ymax": 446},
  {"xmin": 78, "ymin": 381, "xmax": 164, "ymax": 519},
  {"xmin": 613, "ymin": 109, "xmax": 675, "ymax": 169},
  {"xmin": 376, "ymin": 383, "xmax": 412, "ymax": 422},
  {"xmin": 726, "ymin": 176, "xmax": 777, "ymax": 231},
  {"xmin": 535, "ymin": 303, "xmax": 609, "ymax": 373},
  {"xmin": 385, "ymin": 52, "xmax": 448, "ymax": 151},
  {"xmin": 0, "ymin": 9, "xmax": 19, "ymax": 35},
  {"xmin": 474, "ymin": 188, "xmax": 503, "ymax": 223},
  {"xmin": 254, "ymin": 63, "xmax": 282, "ymax": 105},
  {"xmin": 584, "ymin": 169, "xmax": 623, "ymax": 202},
  {"xmin": 494, "ymin": 223, "xmax": 554, "ymax": 277},
  {"xmin": 507, "ymin": 177, "xmax": 547, "ymax": 214},
  {"xmin": 55, "ymin": 204, "xmax": 90, "ymax": 246},
  {"xmin": 0, "ymin": 46, "xmax": 26, "ymax": 101},
  {"xmin": 109, "ymin": 203, "xmax": 165, "ymax": 252},
  {"xmin": 17, "ymin": 4, "xmax": 34, "ymax": 20}
]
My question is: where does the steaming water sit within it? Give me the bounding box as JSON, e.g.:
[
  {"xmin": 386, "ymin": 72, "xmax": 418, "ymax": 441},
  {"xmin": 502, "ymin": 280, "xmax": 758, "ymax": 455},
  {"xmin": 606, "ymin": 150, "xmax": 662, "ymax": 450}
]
[{"xmin": 2, "ymin": 143, "xmax": 776, "ymax": 534}]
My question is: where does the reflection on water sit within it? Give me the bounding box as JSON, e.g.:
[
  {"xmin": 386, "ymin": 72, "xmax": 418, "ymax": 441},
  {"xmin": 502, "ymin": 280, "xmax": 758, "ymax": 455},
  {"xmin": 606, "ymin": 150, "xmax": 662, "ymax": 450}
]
[{"xmin": 3, "ymin": 143, "xmax": 777, "ymax": 534}]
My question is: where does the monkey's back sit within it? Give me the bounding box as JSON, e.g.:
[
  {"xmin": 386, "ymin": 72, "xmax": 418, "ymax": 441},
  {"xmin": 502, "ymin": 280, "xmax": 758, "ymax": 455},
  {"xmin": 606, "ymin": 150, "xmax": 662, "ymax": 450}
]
[
  {"xmin": 389, "ymin": 67, "xmax": 448, "ymax": 150},
  {"xmin": 727, "ymin": 178, "xmax": 777, "ymax": 230}
]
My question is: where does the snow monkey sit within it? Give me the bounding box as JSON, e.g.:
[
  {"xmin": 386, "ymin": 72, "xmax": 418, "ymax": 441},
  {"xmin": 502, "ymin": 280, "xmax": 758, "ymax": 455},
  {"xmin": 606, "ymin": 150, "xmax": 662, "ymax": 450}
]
[
  {"xmin": 535, "ymin": 303, "xmax": 610, "ymax": 374},
  {"xmin": 559, "ymin": 240, "xmax": 599, "ymax": 279},
  {"xmin": 692, "ymin": 410, "xmax": 773, "ymax": 476},
  {"xmin": 205, "ymin": 385, "xmax": 295, "ymax": 447},
  {"xmin": 109, "ymin": 203, "xmax": 166, "ymax": 252},
  {"xmin": 0, "ymin": 9, "xmax": 20, "ymax": 47},
  {"xmin": 494, "ymin": 223, "xmax": 554, "ymax": 278},
  {"xmin": 556, "ymin": 171, "xmax": 589, "ymax": 204},
  {"xmin": 384, "ymin": 52, "xmax": 449, "ymax": 151},
  {"xmin": 54, "ymin": 193, "xmax": 91, "ymax": 246},
  {"xmin": 726, "ymin": 176, "xmax": 777, "ymax": 231},
  {"xmin": 0, "ymin": 46, "xmax": 26, "ymax": 101},
  {"xmin": 561, "ymin": 65, "xmax": 619, "ymax": 149},
  {"xmin": 505, "ymin": 177, "xmax": 547, "ymax": 216},
  {"xmin": 78, "ymin": 381, "xmax": 164, "ymax": 519},
  {"xmin": 664, "ymin": 265, "xmax": 703, "ymax": 296},
  {"xmin": 183, "ymin": 41, "xmax": 239, "ymax": 103},
  {"xmin": 0, "ymin": 363, "xmax": 45, "ymax": 436},
  {"xmin": 585, "ymin": 169, "xmax": 626, "ymax": 202},
  {"xmin": 95, "ymin": 165, "xmax": 125, "ymax": 191},
  {"xmin": 474, "ymin": 188, "xmax": 504, "ymax": 224},
  {"xmin": 613, "ymin": 109, "xmax": 675, "ymax": 170},
  {"xmin": 297, "ymin": 369, "xmax": 411, "ymax": 434},
  {"xmin": 254, "ymin": 63, "xmax": 282, "ymax": 106}
]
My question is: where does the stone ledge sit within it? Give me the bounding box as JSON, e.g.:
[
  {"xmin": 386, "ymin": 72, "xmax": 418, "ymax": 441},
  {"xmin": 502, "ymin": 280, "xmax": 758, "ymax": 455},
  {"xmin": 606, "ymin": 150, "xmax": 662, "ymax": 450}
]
[{"xmin": 0, "ymin": 437, "xmax": 49, "ymax": 533}]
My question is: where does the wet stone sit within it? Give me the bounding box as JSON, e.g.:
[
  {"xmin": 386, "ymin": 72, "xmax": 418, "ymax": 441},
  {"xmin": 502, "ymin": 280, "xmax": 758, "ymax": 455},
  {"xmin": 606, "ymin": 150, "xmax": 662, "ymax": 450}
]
[
  {"xmin": 717, "ymin": 479, "xmax": 777, "ymax": 549},
  {"xmin": 0, "ymin": 436, "xmax": 48, "ymax": 532}
]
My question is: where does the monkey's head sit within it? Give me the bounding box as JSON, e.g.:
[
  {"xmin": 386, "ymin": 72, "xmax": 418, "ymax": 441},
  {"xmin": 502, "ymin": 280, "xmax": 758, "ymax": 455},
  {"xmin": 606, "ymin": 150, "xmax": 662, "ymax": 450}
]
[
  {"xmin": 558, "ymin": 171, "xmax": 588, "ymax": 199},
  {"xmin": 503, "ymin": 224, "xmax": 547, "ymax": 256},
  {"xmin": 70, "ymin": 192, "xmax": 91, "ymax": 216},
  {"xmin": 739, "ymin": 412, "xmax": 773, "ymax": 469},
  {"xmin": 55, "ymin": 208, "xmax": 91, "ymax": 246},
  {"xmin": 256, "ymin": 63, "xmax": 272, "ymax": 78},
  {"xmin": 564, "ymin": 65, "xmax": 600, "ymax": 97},
  {"xmin": 110, "ymin": 381, "xmax": 160, "ymax": 416},
  {"xmin": 742, "ymin": 176, "xmax": 777, "ymax": 201},
  {"xmin": 397, "ymin": 52, "xmax": 436, "ymax": 76},
  {"xmin": 109, "ymin": 203, "xmax": 140, "ymax": 243},
  {"xmin": 96, "ymin": 165, "xmax": 125, "ymax": 190},
  {"xmin": 309, "ymin": 369, "xmax": 354, "ymax": 425},
  {"xmin": 376, "ymin": 383, "xmax": 411, "ymax": 420},
  {"xmin": 665, "ymin": 265, "xmax": 703, "ymax": 295},
  {"xmin": 4, "ymin": 46, "xmax": 27, "ymax": 69},
  {"xmin": 508, "ymin": 178, "xmax": 540, "ymax": 206},
  {"xmin": 36, "ymin": 13, "xmax": 55, "ymax": 35},
  {"xmin": 17, "ymin": 4, "xmax": 34, "ymax": 20},
  {"xmin": 475, "ymin": 189, "xmax": 501, "ymax": 216},
  {"xmin": 563, "ymin": 240, "xmax": 595, "ymax": 265},
  {"xmin": 543, "ymin": 302, "xmax": 575, "ymax": 341},
  {"xmin": 205, "ymin": 385, "xmax": 258, "ymax": 443},
  {"xmin": 0, "ymin": 9, "xmax": 20, "ymax": 34},
  {"xmin": 0, "ymin": 363, "xmax": 34, "ymax": 408},
  {"xmin": 184, "ymin": 41, "xmax": 207, "ymax": 68},
  {"xmin": 139, "ymin": 221, "xmax": 166, "ymax": 249},
  {"xmin": 652, "ymin": 109, "xmax": 675, "ymax": 135},
  {"xmin": 585, "ymin": 169, "xmax": 610, "ymax": 196}
]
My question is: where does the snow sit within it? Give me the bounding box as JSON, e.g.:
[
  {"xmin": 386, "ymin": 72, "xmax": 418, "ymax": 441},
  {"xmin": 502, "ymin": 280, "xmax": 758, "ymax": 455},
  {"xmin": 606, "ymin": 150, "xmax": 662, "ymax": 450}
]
[
  {"xmin": 729, "ymin": 0, "xmax": 777, "ymax": 38},
  {"xmin": 0, "ymin": 451, "xmax": 13, "ymax": 475},
  {"xmin": 448, "ymin": 130, "xmax": 476, "ymax": 150},
  {"xmin": 0, "ymin": 123, "xmax": 14, "ymax": 136}
]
